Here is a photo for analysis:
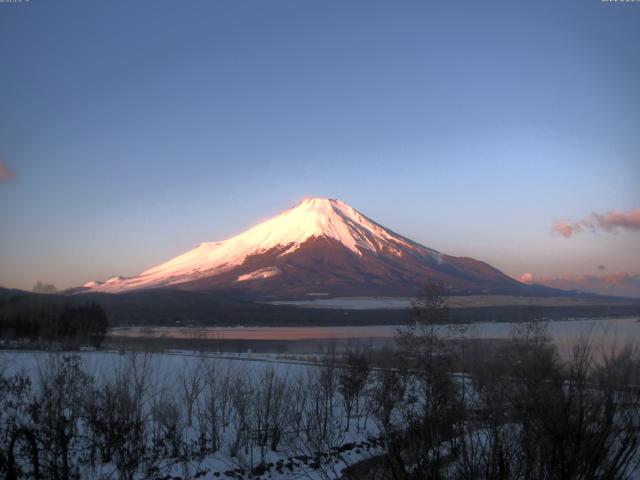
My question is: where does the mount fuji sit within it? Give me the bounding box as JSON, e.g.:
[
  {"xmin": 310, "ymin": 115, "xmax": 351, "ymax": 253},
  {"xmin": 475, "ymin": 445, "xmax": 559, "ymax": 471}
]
[{"xmin": 79, "ymin": 198, "xmax": 526, "ymax": 298}]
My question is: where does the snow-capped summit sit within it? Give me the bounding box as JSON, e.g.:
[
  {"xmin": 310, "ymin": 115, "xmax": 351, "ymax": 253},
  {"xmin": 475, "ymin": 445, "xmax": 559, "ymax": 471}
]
[{"xmin": 80, "ymin": 197, "xmax": 521, "ymax": 297}]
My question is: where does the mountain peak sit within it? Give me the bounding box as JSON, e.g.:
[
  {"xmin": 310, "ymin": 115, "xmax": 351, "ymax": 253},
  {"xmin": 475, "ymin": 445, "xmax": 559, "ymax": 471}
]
[
  {"xmin": 295, "ymin": 197, "xmax": 343, "ymax": 208},
  {"xmin": 80, "ymin": 197, "xmax": 519, "ymax": 296},
  {"xmin": 290, "ymin": 197, "xmax": 343, "ymax": 215},
  {"xmin": 83, "ymin": 197, "xmax": 425, "ymax": 292},
  {"xmin": 291, "ymin": 198, "xmax": 351, "ymax": 218}
]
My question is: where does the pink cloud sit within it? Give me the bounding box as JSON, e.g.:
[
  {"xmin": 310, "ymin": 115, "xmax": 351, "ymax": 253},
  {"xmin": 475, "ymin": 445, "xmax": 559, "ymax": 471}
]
[
  {"xmin": 592, "ymin": 209, "xmax": 640, "ymax": 233},
  {"xmin": 553, "ymin": 221, "xmax": 583, "ymax": 238},
  {"xmin": 553, "ymin": 209, "xmax": 640, "ymax": 237},
  {"xmin": 516, "ymin": 271, "xmax": 640, "ymax": 298},
  {"xmin": 518, "ymin": 272, "xmax": 535, "ymax": 284},
  {"xmin": 0, "ymin": 159, "xmax": 16, "ymax": 183}
]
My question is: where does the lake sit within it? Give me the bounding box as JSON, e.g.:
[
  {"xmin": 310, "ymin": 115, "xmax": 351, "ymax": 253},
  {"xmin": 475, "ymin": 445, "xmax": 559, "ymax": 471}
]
[{"xmin": 107, "ymin": 316, "xmax": 640, "ymax": 355}]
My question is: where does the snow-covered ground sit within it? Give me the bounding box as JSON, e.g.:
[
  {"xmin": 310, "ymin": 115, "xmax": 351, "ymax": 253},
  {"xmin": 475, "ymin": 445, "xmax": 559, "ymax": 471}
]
[
  {"xmin": 3, "ymin": 330, "xmax": 640, "ymax": 479},
  {"xmin": 0, "ymin": 350, "xmax": 382, "ymax": 480}
]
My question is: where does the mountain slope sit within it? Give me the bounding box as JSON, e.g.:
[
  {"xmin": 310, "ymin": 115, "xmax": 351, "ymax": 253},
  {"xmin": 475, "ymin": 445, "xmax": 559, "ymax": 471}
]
[{"xmin": 80, "ymin": 198, "xmax": 525, "ymax": 298}]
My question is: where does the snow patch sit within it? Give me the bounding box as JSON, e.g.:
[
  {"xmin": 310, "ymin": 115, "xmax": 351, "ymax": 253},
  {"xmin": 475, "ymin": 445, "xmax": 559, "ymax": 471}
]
[{"xmin": 237, "ymin": 267, "xmax": 281, "ymax": 282}]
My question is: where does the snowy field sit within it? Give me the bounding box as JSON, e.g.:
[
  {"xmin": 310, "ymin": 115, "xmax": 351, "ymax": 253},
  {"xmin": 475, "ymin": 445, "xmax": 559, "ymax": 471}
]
[
  {"xmin": 2, "ymin": 318, "xmax": 640, "ymax": 479},
  {"xmin": 3, "ymin": 321, "xmax": 640, "ymax": 480},
  {"xmin": 0, "ymin": 350, "xmax": 382, "ymax": 480}
]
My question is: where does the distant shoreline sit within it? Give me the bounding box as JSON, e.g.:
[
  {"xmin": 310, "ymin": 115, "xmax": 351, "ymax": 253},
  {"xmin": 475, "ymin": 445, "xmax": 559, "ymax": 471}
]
[{"xmin": 269, "ymin": 294, "xmax": 640, "ymax": 310}]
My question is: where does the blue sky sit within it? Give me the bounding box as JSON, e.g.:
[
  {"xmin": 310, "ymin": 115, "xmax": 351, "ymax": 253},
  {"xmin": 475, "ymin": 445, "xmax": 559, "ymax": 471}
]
[{"xmin": 1, "ymin": 0, "xmax": 639, "ymax": 292}]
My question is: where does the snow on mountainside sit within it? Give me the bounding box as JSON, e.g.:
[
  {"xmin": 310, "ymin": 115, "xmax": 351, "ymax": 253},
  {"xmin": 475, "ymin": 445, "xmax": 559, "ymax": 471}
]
[{"xmin": 80, "ymin": 198, "xmax": 523, "ymax": 297}]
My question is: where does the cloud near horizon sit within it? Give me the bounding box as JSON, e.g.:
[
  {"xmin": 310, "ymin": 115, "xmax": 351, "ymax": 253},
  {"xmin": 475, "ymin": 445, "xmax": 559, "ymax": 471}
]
[
  {"xmin": 553, "ymin": 209, "xmax": 640, "ymax": 238},
  {"xmin": 517, "ymin": 271, "xmax": 640, "ymax": 298},
  {"xmin": 0, "ymin": 159, "xmax": 16, "ymax": 183}
]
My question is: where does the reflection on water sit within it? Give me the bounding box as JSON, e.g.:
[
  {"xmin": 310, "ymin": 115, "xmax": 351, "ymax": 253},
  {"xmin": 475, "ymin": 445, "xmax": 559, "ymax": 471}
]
[{"xmin": 108, "ymin": 317, "xmax": 640, "ymax": 354}]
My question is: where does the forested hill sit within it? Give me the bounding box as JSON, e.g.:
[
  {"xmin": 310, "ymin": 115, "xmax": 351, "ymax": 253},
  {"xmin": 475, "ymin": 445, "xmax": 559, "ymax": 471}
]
[{"xmin": 0, "ymin": 288, "xmax": 108, "ymax": 345}]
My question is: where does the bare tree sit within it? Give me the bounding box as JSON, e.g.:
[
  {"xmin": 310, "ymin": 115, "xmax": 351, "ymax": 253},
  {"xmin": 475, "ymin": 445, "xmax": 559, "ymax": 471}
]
[
  {"xmin": 196, "ymin": 360, "xmax": 235, "ymax": 455},
  {"xmin": 338, "ymin": 348, "xmax": 371, "ymax": 432},
  {"xmin": 229, "ymin": 371, "xmax": 251, "ymax": 458},
  {"xmin": 285, "ymin": 365, "xmax": 349, "ymax": 480},
  {"xmin": 0, "ymin": 371, "xmax": 37, "ymax": 480},
  {"xmin": 372, "ymin": 282, "xmax": 467, "ymax": 479},
  {"xmin": 178, "ymin": 360, "xmax": 204, "ymax": 428},
  {"xmin": 457, "ymin": 322, "xmax": 640, "ymax": 480},
  {"xmin": 35, "ymin": 355, "xmax": 93, "ymax": 480}
]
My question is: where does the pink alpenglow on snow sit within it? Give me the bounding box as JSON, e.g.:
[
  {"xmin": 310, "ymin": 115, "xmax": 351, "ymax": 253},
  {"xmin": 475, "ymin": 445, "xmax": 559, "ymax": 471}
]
[
  {"xmin": 81, "ymin": 198, "xmax": 437, "ymax": 292},
  {"xmin": 79, "ymin": 197, "xmax": 521, "ymax": 297}
]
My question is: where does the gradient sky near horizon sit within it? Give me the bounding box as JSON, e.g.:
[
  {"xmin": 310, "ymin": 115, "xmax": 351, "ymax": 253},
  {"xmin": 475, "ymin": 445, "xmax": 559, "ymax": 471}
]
[{"xmin": 1, "ymin": 0, "xmax": 639, "ymax": 293}]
